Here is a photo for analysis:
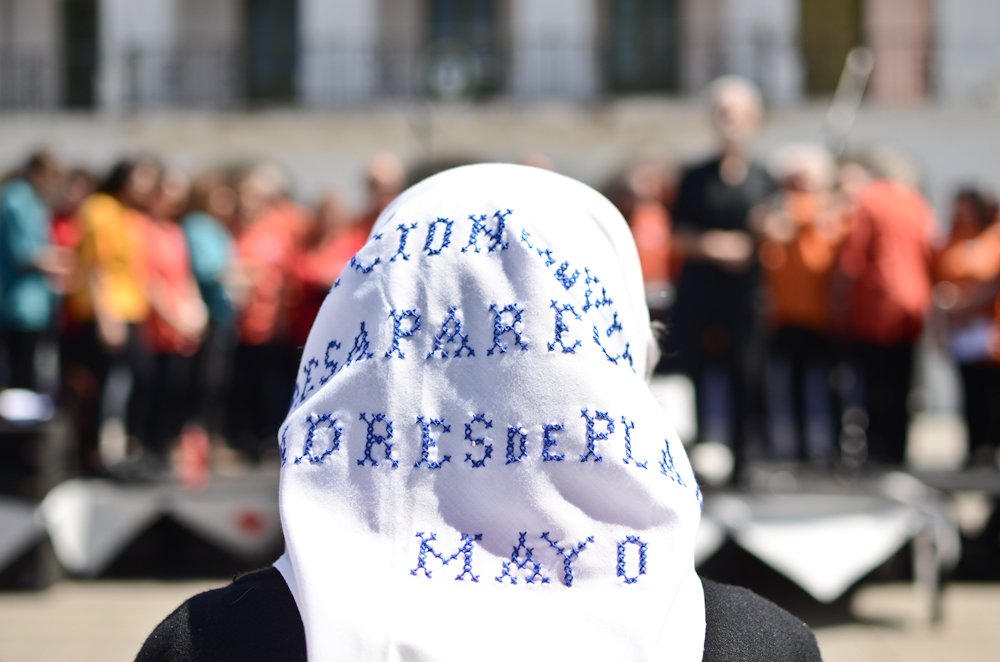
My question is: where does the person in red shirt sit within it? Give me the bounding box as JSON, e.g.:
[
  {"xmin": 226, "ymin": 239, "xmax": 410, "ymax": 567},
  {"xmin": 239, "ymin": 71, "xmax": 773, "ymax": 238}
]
[
  {"xmin": 227, "ymin": 164, "xmax": 302, "ymax": 463},
  {"xmin": 289, "ymin": 191, "xmax": 358, "ymax": 346},
  {"xmin": 141, "ymin": 169, "xmax": 208, "ymax": 466},
  {"xmin": 834, "ymin": 153, "xmax": 935, "ymax": 466}
]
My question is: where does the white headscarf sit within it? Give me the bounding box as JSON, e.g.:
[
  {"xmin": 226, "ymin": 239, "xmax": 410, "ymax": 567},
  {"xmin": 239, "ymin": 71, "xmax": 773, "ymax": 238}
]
[{"xmin": 274, "ymin": 164, "xmax": 704, "ymax": 661}]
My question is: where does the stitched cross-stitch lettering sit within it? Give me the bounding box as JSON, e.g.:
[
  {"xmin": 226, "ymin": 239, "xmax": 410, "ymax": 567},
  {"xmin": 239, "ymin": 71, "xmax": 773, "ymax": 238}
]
[
  {"xmin": 463, "ymin": 413, "xmax": 494, "ymax": 468},
  {"xmin": 385, "ymin": 309, "xmax": 422, "ymax": 359},
  {"xmin": 319, "ymin": 339, "xmax": 342, "ymax": 385},
  {"xmin": 505, "ymin": 425, "xmax": 528, "ymax": 464},
  {"xmin": 541, "ymin": 532, "xmax": 594, "ymax": 587},
  {"xmin": 487, "ymin": 303, "xmax": 528, "ymax": 355},
  {"xmin": 423, "ymin": 217, "xmax": 454, "ymax": 256},
  {"xmin": 350, "ymin": 233, "xmax": 382, "ymax": 273},
  {"xmin": 617, "ymin": 536, "xmax": 648, "ymax": 584},
  {"xmin": 411, "ymin": 531, "xmax": 483, "ymax": 581},
  {"xmin": 414, "ymin": 416, "xmax": 452, "ymax": 469},
  {"xmin": 391, "ymin": 222, "xmax": 418, "ymax": 262},
  {"xmin": 462, "ymin": 209, "xmax": 511, "ymax": 253},
  {"xmin": 357, "ymin": 412, "xmax": 398, "ymax": 468},
  {"xmin": 658, "ymin": 438, "xmax": 686, "ymax": 487},
  {"xmin": 295, "ymin": 413, "xmax": 343, "ymax": 464},
  {"xmin": 592, "ymin": 312, "xmax": 634, "ymax": 370},
  {"xmin": 548, "ymin": 300, "xmax": 582, "ymax": 353},
  {"xmin": 427, "ymin": 306, "xmax": 476, "ymax": 359},
  {"xmin": 620, "ymin": 417, "xmax": 648, "ymax": 468},
  {"xmin": 495, "ymin": 532, "xmax": 550, "ymax": 585},
  {"xmin": 345, "ymin": 322, "xmax": 375, "ymax": 365},
  {"xmin": 295, "ymin": 357, "xmax": 320, "ymax": 407},
  {"xmin": 554, "ymin": 261, "xmax": 581, "ymax": 290},
  {"xmin": 582, "ymin": 268, "xmax": 614, "ymax": 312},
  {"xmin": 542, "ymin": 422, "xmax": 566, "ymax": 462},
  {"xmin": 579, "ymin": 409, "xmax": 614, "ymax": 462}
]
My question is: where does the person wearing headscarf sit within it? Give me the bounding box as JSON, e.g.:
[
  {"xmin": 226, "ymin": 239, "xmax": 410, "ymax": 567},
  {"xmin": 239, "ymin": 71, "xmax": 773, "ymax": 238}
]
[{"xmin": 138, "ymin": 164, "xmax": 820, "ymax": 661}]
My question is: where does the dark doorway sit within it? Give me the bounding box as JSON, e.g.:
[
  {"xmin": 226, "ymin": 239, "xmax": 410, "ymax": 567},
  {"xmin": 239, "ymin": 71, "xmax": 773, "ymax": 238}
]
[
  {"xmin": 606, "ymin": 0, "xmax": 679, "ymax": 93},
  {"xmin": 61, "ymin": 0, "xmax": 98, "ymax": 108},
  {"xmin": 243, "ymin": 0, "xmax": 298, "ymax": 104}
]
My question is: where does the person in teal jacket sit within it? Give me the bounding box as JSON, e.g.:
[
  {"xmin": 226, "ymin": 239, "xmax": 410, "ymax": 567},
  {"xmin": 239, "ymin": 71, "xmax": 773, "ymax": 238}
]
[{"xmin": 0, "ymin": 151, "xmax": 68, "ymax": 390}]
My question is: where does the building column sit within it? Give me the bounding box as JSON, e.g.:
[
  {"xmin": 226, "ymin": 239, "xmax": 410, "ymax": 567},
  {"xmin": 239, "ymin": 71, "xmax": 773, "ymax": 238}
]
[
  {"xmin": 299, "ymin": 0, "xmax": 379, "ymax": 106},
  {"xmin": 932, "ymin": 0, "xmax": 1000, "ymax": 103},
  {"xmin": 508, "ymin": 0, "xmax": 599, "ymax": 100},
  {"xmin": 865, "ymin": 0, "xmax": 931, "ymax": 103}
]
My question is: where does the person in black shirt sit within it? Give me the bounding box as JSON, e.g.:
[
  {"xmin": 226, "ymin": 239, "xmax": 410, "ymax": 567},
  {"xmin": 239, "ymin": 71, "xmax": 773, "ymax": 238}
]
[{"xmin": 665, "ymin": 76, "xmax": 777, "ymax": 482}]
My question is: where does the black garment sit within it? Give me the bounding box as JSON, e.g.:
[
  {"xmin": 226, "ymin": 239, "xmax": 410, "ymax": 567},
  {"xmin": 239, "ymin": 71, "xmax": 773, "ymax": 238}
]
[
  {"xmin": 1, "ymin": 329, "xmax": 43, "ymax": 390},
  {"xmin": 664, "ymin": 158, "xmax": 777, "ymax": 479},
  {"xmin": 958, "ymin": 361, "xmax": 1000, "ymax": 466},
  {"xmin": 854, "ymin": 340, "xmax": 915, "ymax": 465},
  {"xmin": 144, "ymin": 352, "xmax": 196, "ymax": 457},
  {"xmin": 767, "ymin": 326, "xmax": 838, "ymax": 465},
  {"xmin": 228, "ymin": 341, "xmax": 298, "ymax": 462},
  {"xmin": 136, "ymin": 568, "xmax": 822, "ymax": 661},
  {"xmin": 72, "ymin": 322, "xmax": 154, "ymax": 471}
]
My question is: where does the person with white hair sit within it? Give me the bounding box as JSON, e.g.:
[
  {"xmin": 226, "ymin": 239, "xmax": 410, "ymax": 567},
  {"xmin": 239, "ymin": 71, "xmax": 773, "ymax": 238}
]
[{"xmin": 664, "ymin": 76, "xmax": 777, "ymax": 482}]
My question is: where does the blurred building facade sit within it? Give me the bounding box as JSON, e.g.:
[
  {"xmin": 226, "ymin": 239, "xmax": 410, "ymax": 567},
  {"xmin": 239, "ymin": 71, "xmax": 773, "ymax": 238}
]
[{"xmin": 0, "ymin": 0, "xmax": 997, "ymax": 111}]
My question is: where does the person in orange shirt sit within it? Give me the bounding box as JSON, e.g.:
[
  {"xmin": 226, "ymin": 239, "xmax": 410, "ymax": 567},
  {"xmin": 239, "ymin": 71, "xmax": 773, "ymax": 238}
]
[
  {"xmin": 66, "ymin": 159, "xmax": 160, "ymax": 473},
  {"xmin": 932, "ymin": 186, "xmax": 1000, "ymax": 468},
  {"xmin": 834, "ymin": 153, "xmax": 934, "ymax": 466},
  {"xmin": 620, "ymin": 159, "xmax": 678, "ymax": 326},
  {"xmin": 755, "ymin": 144, "xmax": 844, "ymax": 465}
]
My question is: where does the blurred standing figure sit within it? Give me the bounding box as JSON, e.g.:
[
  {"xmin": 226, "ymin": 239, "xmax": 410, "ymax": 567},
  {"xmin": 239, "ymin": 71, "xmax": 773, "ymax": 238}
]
[
  {"xmin": 834, "ymin": 153, "xmax": 934, "ymax": 466},
  {"xmin": 142, "ymin": 169, "xmax": 208, "ymax": 466},
  {"xmin": 933, "ymin": 187, "xmax": 1000, "ymax": 468},
  {"xmin": 756, "ymin": 144, "xmax": 844, "ymax": 466},
  {"xmin": 182, "ymin": 171, "xmax": 238, "ymax": 448},
  {"xmin": 665, "ymin": 76, "xmax": 777, "ymax": 481},
  {"xmin": 360, "ymin": 151, "xmax": 406, "ymax": 230},
  {"xmin": 67, "ymin": 158, "xmax": 159, "ymax": 473},
  {"xmin": 0, "ymin": 151, "xmax": 70, "ymax": 391},
  {"xmin": 290, "ymin": 191, "xmax": 355, "ymax": 346},
  {"xmin": 622, "ymin": 159, "xmax": 678, "ymax": 324},
  {"xmin": 228, "ymin": 164, "xmax": 301, "ymax": 463}
]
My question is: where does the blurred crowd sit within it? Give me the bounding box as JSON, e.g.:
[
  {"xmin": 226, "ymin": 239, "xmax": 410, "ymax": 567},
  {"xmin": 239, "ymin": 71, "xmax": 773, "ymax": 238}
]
[
  {"xmin": 1, "ymin": 77, "xmax": 998, "ymax": 482},
  {"xmin": 0, "ymin": 148, "xmax": 405, "ymax": 478},
  {"xmin": 612, "ymin": 77, "xmax": 1000, "ymax": 478}
]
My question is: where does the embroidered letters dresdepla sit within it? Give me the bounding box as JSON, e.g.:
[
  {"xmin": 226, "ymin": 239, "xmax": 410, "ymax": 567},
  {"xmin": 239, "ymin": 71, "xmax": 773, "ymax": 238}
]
[{"xmin": 281, "ymin": 407, "xmax": 698, "ymax": 498}]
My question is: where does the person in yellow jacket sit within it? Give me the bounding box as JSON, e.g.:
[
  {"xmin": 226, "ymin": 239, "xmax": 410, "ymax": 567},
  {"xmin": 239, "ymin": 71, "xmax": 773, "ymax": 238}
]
[{"xmin": 66, "ymin": 158, "xmax": 160, "ymax": 474}]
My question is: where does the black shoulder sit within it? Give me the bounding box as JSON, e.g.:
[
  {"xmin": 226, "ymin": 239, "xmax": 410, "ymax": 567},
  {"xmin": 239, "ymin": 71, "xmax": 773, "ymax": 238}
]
[
  {"xmin": 702, "ymin": 579, "xmax": 822, "ymax": 662},
  {"xmin": 135, "ymin": 567, "xmax": 306, "ymax": 662}
]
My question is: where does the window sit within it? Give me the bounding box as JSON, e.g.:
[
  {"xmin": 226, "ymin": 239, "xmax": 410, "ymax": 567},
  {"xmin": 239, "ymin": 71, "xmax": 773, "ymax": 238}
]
[
  {"xmin": 61, "ymin": 0, "xmax": 98, "ymax": 108},
  {"xmin": 243, "ymin": 0, "xmax": 298, "ymax": 104},
  {"xmin": 426, "ymin": 0, "xmax": 499, "ymax": 97},
  {"xmin": 606, "ymin": 0, "xmax": 679, "ymax": 93}
]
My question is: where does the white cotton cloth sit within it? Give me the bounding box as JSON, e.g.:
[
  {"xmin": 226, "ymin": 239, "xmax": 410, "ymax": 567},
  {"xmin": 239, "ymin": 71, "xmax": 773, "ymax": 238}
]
[{"xmin": 274, "ymin": 164, "xmax": 704, "ymax": 661}]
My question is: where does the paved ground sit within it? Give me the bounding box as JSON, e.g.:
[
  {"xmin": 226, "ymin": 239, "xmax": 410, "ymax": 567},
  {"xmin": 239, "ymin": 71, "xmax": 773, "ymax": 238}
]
[{"xmin": 0, "ymin": 578, "xmax": 997, "ymax": 661}]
